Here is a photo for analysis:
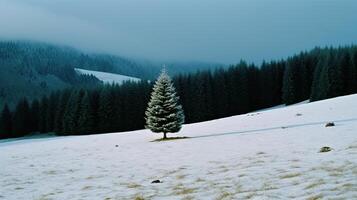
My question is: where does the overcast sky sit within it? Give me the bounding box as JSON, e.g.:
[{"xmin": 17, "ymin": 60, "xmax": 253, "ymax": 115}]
[{"xmin": 0, "ymin": 0, "xmax": 356, "ymax": 64}]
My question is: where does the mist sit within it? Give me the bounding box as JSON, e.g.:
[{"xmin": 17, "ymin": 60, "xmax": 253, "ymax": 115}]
[{"xmin": 0, "ymin": 0, "xmax": 356, "ymax": 64}]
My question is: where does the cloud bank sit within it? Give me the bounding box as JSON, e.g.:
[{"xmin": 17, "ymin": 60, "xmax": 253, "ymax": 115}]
[{"xmin": 0, "ymin": 0, "xmax": 356, "ymax": 64}]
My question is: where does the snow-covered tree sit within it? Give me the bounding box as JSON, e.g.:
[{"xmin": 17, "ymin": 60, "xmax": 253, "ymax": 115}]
[{"xmin": 145, "ymin": 68, "xmax": 185, "ymax": 139}]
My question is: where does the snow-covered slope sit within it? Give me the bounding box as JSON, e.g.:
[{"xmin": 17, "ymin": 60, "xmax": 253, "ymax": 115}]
[
  {"xmin": 1, "ymin": 94, "xmax": 357, "ymax": 199},
  {"xmin": 75, "ymin": 68, "xmax": 140, "ymax": 84}
]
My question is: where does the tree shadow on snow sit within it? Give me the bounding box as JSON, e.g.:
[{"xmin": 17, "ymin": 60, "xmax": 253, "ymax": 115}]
[{"xmin": 192, "ymin": 118, "xmax": 357, "ymax": 139}]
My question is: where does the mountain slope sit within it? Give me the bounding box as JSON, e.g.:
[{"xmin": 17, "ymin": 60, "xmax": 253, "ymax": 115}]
[
  {"xmin": 0, "ymin": 40, "xmax": 224, "ymax": 108},
  {"xmin": 0, "ymin": 41, "xmax": 154, "ymax": 108},
  {"xmin": 75, "ymin": 68, "xmax": 140, "ymax": 84},
  {"xmin": 1, "ymin": 94, "xmax": 356, "ymax": 199}
]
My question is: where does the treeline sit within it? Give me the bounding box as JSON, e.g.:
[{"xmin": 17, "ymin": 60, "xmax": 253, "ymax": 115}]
[
  {"xmin": 176, "ymin": 46, "xmax": 356, "ymax": 124},
  {"xmin": 0, "ymin": 81, "xmax": 152, "ymax": 139},
  {"xmin": 283, "ymin": 46, "xmax": 357, "ymax": 104},
  {"xmin": 174, "ymin": 61, "xmax": 284, "ymax": 123},
  {"xmin": 1, "ymin": 45, "xmax": 357, "ymax": 139}
]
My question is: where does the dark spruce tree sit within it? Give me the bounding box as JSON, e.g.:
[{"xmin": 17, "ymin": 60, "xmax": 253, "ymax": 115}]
[
  {"xmin": 12, "ymin": 98, "xmax": 31, "ymax": 137},
  {"xmin": 282, "ymin": 59, "xmax": 299, "ymax": 105},
  {"xmin": 54, "ymin": 90, "xmax": 71, "ymax": 133},
  {"xmin": 78, "ymin": 92, "xmax": 95, "ymax": 134},
  {"xmin": 46, "ymin": 92, "xmax": 60, "ymax": 132},
  {"xmin": 39, "ymin": 96, "xmax": 49, "ymax": 133},
  {"xmin": 62, "ymin": 89, "xmax": 85, "ymax": 135},
  {"xmin": 0, "ymin": 104, "xmax": 12, "ymax": 139},
  {"xmin": 30, "ymin": 99, "xmax": 40, "ymax": 133},
  {"xmin": 98, "ymin": 86, "xmax": 116, "ymax": 133}
]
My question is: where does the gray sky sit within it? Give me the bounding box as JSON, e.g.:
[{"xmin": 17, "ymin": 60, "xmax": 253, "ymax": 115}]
[{"xmin": 0, "ymin": 0, "xmax": 356, "ymax": 64}]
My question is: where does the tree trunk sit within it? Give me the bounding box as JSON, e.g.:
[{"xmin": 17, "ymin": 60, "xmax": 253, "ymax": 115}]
[{"xmin": 163, "ymin": 132, "xmax": 167, "ymax": 139}]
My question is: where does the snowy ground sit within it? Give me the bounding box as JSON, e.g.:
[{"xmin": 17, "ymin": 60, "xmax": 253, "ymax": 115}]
[
  {"xmin": 75, "ymin": 68, "xmax": 140, "ymax": 84},
  {"xmin": 1, "ymin": 94, "xmax": 357, "ymax": 200}
]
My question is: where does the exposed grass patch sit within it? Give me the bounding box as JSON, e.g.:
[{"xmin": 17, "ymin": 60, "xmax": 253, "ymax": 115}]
[
  {"xmin": 276, "ymin": 169, "xmax": 288, "ymax": 173},
  {"xmin": 319, "ymin": 165, "xmax": 345, "ymax": 173},
  {"xmin": 35, "ymin": 193, "xmax": 56, "ymax": 200},
  {"xmin": 291, "ymin": 180, "xmax": 300, "ymax": 186},
  {"xmin": 279, "ymin": 172, "xmax": 301, "ymax": 179},
  {"xmin": 347, "ymin": 143, "xmax": 357, "ymax": 149},
  {"xmin": 219, "ymin": 168, "xmax": 229, "ymax": 173},
  {"xmin": 175, "ymin": 188, "xmax": 196, "ymax": 195},
  {"xmin": 352, "ymin": 167, "xmax": 357, "ymax": 175},
  {"xmin": 151, "ymin": 137, "xmax": 190, "ymax": 142},
  {"xmin": 167, "ymin": 169, "xmax": 180, "ymax": 174},
  {"xmin": 215, "ymin": 191, "xmax": 232, "ymax": 200},
  {"xmin": 306, "ymin": 194, "xmax": 323, "ymax": 200},
  {"xmin": 81, "ymin": 185, "xmax": 93, "ymax": 190},
  {"xmin": 304, "ymin": 179, "xmax": 325, "ymax": 190},
  {"xmin": 35, "ymin": 197, "xmax": 52, "ymax": 200},
  {"xmin": 206, "ymin": 171, "xmax": 214, "ymax": 175},
  {"xmin": 252, "ymin": 159, "xmax": 265, "ymax": 165},
  {"xmin": 235, "ymin": 184, "xmax": 243, "ymax": 192},
  {"xmin": 245, "ymin": 192, "xmax": 258, "ymax": 199},
  {"xmin": 127, "ymin": 182, "xmax": 141, "ymax": 188},
  {"xmin": 43, "ymin": 170, "xmax": 57, "ymax": 175},
  {"xmin": 262, "ymin": 182, "xmax": 278, "ymax": 191},
  {"xmin": 329, "ymin": 171, "xmax": 343, "ymax": 177},
  {"xmin": 173, "ymin": 184, "xmax": 196, "ymax": 195},
  {"xmin": 342, "ymin": 183, "xmax": 354, "ymax": 189},
  {"xmin": 176, "ymin": 174, "xmax": 186, "ymax": 180},
  {"xmin": 182, "ymin": 195, "xmax": 194, "ymax": 200},
  {"xmin": 195, "ymin": 177, "xmax": 205, "ymax": 182},
  {"xmin": 134, "ymin": 195, "xmax": 145, "ymax": 200}
]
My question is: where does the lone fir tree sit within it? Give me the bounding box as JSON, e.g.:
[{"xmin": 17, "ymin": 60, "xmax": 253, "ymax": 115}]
[{"xmin": 145, "ymin": 68, "xmax": 185, "ymax": 139}]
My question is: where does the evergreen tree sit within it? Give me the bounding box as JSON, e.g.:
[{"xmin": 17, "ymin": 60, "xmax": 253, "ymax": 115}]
[
  {"xmin": 78, "ymin": 92, "xmax": 95, "ymax": 134},
  {"xmin": 30, "ymin": 99, "xmax": 40, "ymax": 133},
  {"xmin": 282, "ymin": 58, "xmax": 302, "ymax": 105},
  {"xmin": 326, "ymin": 51, "xmax": 344, "ymax": 98},
  {"xmin": 0, "ymin": 104, "xmax": 12, "ymax": 139},
  {"xmin": 12, "ymin": 98, "xmax": 31, "ymax": 137},
  {"xmin": 98, "ymin": 87, "xmax": 116, "ymax": 133},
  {"xmin": 212, "ymin": 68, "xmax": 229, "ymax": 118},
  {"xmin": 310, "ymin": 53, "xmax": 327, "ymax": 101},
  {"xmin": 46, "ymin": 92, "xmax": 59, "ymax": 132},
  {"xmin": 88, "ymin": 90, "xmax": 101, "ymax": 133},
  {"xmin": 227, "ymin": 62, "xmax": 250, "ymax": 114},
  {"xmin": 39, "ymin": 96, "xmax": 49, "ymax": 133},
  {"xmin": 62, "ymin": 89, "xmax": 85, "ymax": 135},
  {"xmin": 145, "ymin": 69, "xmax": 184, "ymax": 139},
  {"xmin": 54, "ymin": 90, "xmax": 71, "ymax": 133}
]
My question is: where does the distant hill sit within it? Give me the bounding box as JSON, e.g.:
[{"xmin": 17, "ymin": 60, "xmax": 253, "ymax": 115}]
[
  {"xmin": 0, "ymin": 40, "xmax": 221, "ymax": 108},
  {"xmin": 0, "ymin": 41, "xmax": 154, "ymax": 108}
]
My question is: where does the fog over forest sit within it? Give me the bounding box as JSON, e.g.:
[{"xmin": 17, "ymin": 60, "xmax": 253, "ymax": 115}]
[{"xmin": 0, "ymin": 0, "xmax": 356, "ymax": 63}]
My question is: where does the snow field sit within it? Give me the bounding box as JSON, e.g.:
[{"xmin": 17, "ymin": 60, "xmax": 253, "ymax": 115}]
[
  {"xmin": 0, "ymin": 94, "xmax": 357, "ymax": 199},
  {"xmin": 75, "ymin": 68, "xmax": 140, "ymax": 85}
]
